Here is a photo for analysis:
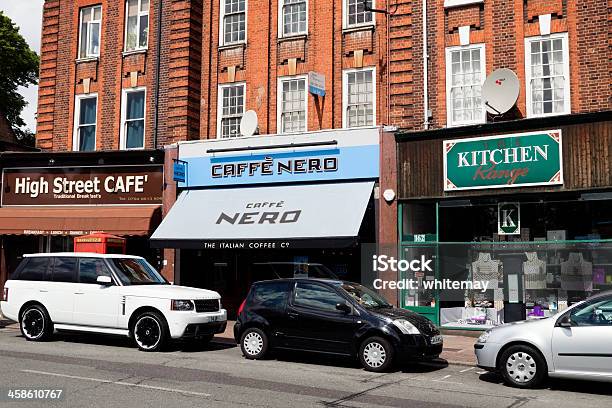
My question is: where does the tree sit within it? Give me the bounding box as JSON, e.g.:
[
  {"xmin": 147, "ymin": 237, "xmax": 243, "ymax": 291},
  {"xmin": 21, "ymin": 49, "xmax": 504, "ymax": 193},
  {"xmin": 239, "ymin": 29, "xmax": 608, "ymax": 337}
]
[{"xmin": 0, "ymin": 11, "xmax": 39, "ymax": 139}]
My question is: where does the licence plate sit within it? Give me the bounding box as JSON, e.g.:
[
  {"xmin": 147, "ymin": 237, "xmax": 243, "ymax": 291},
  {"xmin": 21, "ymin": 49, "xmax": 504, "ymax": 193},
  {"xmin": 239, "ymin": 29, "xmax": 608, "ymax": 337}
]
[
  {"xmin": 430, "ymin": 335, "xmax": 443, "ymax": 345},
  {"xmin": 207, "ymin": 315, "xmax": 223, "ymax": 323}
]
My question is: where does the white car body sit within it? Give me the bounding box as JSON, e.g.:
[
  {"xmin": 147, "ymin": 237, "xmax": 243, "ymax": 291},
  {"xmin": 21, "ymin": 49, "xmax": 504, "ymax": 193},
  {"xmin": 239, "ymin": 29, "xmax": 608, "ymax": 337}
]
[
  {"xmin": 1, "ymin": 253, "xmax": 227, "ymax": 340},
  {"xmin": 475, "ymin": 291, "xmax": 612, "ymax": 384}
]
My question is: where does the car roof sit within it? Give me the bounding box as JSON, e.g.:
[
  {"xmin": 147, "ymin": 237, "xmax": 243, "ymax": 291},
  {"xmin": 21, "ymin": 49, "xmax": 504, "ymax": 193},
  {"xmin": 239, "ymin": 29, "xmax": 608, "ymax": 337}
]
[
  {"xmin": 254, "ymin": 278, "xmax": 353, "ymax": 286},
  {"xmin": 24, "ymin": 252, "xmax": 143, "ymax": 259}
]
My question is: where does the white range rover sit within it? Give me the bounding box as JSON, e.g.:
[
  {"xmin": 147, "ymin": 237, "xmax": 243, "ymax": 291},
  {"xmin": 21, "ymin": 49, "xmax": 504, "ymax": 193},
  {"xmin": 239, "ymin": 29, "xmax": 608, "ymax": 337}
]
[{"xmin": 0, "ymin": 253, "xmax": 227, "ymax": 351}]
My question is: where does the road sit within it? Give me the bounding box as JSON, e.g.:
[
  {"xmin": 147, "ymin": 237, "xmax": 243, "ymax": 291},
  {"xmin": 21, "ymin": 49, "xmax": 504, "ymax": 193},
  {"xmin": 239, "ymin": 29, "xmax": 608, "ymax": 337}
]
[{"xmin": 0, "ymin": 327, "xmax": 610, "ymax": 408}]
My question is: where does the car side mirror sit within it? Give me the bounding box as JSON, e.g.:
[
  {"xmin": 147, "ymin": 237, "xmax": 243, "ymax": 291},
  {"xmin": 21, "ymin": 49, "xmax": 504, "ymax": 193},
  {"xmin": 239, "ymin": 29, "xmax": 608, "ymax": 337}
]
[
  {"xmin": 557, "ymin": 314, "xmax": 572, "ymax": 328},
  {"xmin": 96, "ymin": 275, "xmax": 113, "ymax": 286},
  {"xmin": 336, "ymin": 302, "xmax": 351, "ymax": 314}
]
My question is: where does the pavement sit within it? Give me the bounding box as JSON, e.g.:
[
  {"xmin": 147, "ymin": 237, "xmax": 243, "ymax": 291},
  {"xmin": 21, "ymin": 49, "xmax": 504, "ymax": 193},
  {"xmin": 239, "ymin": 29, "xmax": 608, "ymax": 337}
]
[{"xmin": 0, "ymin": 325, "xmax": 610, "ymax": 408}]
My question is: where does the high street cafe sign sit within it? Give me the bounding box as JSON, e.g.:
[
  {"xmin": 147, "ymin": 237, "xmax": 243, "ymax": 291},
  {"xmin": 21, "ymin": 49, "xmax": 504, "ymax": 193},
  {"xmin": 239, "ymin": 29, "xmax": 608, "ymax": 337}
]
[{"xmin": 443, "ymin": 130, "xmax": 563, "ymax": 191}]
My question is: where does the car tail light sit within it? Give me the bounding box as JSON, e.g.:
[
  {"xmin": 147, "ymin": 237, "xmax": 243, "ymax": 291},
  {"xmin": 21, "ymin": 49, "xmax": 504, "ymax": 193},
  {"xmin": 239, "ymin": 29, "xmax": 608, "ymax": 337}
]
[
  {"xmin": 2, "ymin": 287, "xmax": 7, "ymax": 302},
  {"xmin": 237, "ymin": 298, "xmax": 246, "ymax": 315}
]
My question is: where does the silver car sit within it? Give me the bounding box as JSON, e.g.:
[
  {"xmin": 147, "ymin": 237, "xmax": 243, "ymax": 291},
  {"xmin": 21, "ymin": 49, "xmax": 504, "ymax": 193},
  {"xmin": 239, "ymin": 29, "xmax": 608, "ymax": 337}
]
[{"xmin": 475, "ymin": 291, "xmax": 612, "ymax": 388}]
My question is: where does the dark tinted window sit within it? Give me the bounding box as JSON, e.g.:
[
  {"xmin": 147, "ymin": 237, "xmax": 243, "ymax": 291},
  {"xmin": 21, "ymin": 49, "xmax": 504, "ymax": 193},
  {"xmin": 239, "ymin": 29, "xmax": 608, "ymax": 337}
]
[
  {"xmin": 18, "ymin": 257, "xmax": 50, "ymax": 281},
  {"xmin": 570, "ymin": 296, "xmax": 612, "ymax": 327},
  {"xmin": 78, "ymin": 258, "xmax": 112, "ymax": 284},
  {"xmin": 293, "ymin": 282, "xmax": 345, "ymax": 312},
  {"xmin": 51, "ymin": 257, "xmax": 78, "ymax": 283},
  {"xmin": 252, "ymin": 282, "xmax": 290, "ymax": 311}
]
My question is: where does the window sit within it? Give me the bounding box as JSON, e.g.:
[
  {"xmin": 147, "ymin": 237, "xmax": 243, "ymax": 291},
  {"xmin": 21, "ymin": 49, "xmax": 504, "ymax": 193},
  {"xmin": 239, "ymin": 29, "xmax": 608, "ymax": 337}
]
[
  {"xmin": 569, "ymin": 297, "xmax": 612, "ymax": 327},
  {"xmin": 78, "ymin": 258, "xmax": 112, "ymax": 284},
  {"xmin": 343, "ymin": 68, "xmax": 375, "ymax": 128},
  {"xmin": 344, "ymin": 0, "xmax": 373, "ymax": 29},
  {"xmin": 278, "ymin": 76, "xmax": 307, "ymax": 134},
  {"xmin": 51, "ymin": 258, "xmax": 78, "ymax": 283},
  {"xmin": 121, "ymin": 88, "xmax": 146, "ymax": 149},
  {"xmin": 73, "ymin": 95, "xmax": 97, "ymax": 151},
  {"xmin": 252, "ymin": 282, "xmax": 291, "ymax": 311},
  {"xmin": 280, "ymin": 0, "xmax": 307, "ymax": 37},
  {"xmin": 217, "ymin": 83, "xmax": 245, "ymax": 138},
  {"xmin": 220, "ymin": 0, "xmax": 246, "ymax": 45},
  {"xmin": 525, "ymin": 33, "xmax": 570, "ymax": 117},
  {"xmin": 125, "ymin": 0, "xmax": 149, "ymax": 51},
  {"xmin": 78, "ymin": 5, "xmax": 102, "ymax": 59},
  {"xmin": 19, "ymin": 258, "xmax": 50, "ymax": 281},
  {"xmin": 445, "ymin": 44, "xmax": 485, "ymax": 126},
  {"xmin": 293, "ymin": 282, "xmax": 345, "ymax": 312}
]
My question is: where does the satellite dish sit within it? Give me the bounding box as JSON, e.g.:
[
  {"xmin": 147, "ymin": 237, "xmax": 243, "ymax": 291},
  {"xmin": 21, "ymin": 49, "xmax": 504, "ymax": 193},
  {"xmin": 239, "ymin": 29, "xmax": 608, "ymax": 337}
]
[
  {"xmin": 482, "ymin": 68, "xmax": 519, "ymax": 115},
  {"xmin": 240, "ymin": 110, "xmax": 259, "ymax": 137}
]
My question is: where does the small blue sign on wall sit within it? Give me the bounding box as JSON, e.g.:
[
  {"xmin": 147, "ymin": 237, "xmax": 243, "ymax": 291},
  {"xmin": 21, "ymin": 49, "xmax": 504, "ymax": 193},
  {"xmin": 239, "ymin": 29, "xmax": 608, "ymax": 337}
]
[
  {"xmin": 173, "ymin": 160, "xmax": 187, "ymax": 183},
  {"xmin": 308, "ymin": 71, "xmax": 326, "ymax": 97}
]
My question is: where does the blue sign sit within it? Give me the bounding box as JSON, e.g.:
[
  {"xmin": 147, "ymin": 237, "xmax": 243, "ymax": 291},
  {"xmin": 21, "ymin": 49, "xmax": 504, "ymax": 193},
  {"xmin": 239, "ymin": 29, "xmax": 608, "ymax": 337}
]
[
  {"xmin": 308, "ymin": 71, "xmax": 326, "ymax": 97},
  {"xmin": 173, "ymin": 161, "xmax": 186, "ymax": 183}
]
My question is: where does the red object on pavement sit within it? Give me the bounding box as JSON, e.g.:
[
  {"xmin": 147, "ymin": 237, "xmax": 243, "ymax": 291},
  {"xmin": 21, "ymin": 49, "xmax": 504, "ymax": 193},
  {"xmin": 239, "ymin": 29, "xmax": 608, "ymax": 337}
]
[{"xmin": 74, "ymin": 233, "xmax": 126, "ymax": 254}]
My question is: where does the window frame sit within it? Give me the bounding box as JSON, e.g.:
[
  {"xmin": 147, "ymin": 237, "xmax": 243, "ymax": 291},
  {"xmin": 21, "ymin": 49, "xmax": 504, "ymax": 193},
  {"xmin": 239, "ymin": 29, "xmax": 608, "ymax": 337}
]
[
  {"xmin": 73, "ymin": 93, "xmax": 98, "ymax": 152},
  {"xmin": 277, "ymin": 75, "xmax": 308, "ymax": 134},
  {"xmin": 342, "ymin": 67, "xmax": 377, "ymax": 129},
  {"xmin": 524, "ymin": 32, "xmax": 571, "ymax": 118},
  {"xmin": 77, "ymin": 5, "xmax": 102, "ymax": 59},
  {"xmin": 445, "ymin": 43, "xmax": 486, "ymax": 127},
  {"xmin": 120, "ymin": 87, "xmax": 147, "ymax": 150},
  {"xmin": 219, "ymin": 0, "xmax": 248, "ymax": 46},
  {"xmin": 343, "ymin": 0, "xmax": 376, "ymax": 30},
  {"xmin": 124, "ymin": 0, "xmax": 150, "ymax": 52},
  {"xmin": 217, "ymin": 82, "xmax": 246, "ymax": 138},
  {"xmin": 278, "ymin": 0, "xmax": 308, "ymax": 38}
]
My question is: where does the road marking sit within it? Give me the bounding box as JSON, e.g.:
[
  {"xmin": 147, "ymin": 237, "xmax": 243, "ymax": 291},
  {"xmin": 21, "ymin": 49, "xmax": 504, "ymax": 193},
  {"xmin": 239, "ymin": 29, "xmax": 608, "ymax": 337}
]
[
  {"xmin": 459, "ymin": 367, "xmax": 475, "ymax": 373},
  {"xmin": 21, "ymin": 369, "xmax": 211, "ymax": 398}
]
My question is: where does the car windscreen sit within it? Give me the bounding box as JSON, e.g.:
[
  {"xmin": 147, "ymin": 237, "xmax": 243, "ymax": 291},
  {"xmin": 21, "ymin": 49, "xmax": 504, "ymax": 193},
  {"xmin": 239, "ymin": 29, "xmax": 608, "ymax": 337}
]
[
  {"xmin": 109, "ymin": 258, "xmax": 168, "ymax": 285},
  {"xmin": 339, "ymin": 283, "xmax": 392, "ymax": 310}
]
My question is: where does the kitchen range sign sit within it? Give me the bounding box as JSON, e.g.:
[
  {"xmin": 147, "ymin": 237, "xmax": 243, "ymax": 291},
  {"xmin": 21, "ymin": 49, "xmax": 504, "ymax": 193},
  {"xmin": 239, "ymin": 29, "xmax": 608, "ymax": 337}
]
[{"xmin": 443, "ymin": 130, "xmax": 563, "ymax": 191}]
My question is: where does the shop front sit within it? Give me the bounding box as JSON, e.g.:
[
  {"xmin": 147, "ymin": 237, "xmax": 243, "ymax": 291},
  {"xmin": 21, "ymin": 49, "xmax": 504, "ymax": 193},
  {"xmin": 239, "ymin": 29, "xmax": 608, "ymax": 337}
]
[
  {"xmin": 151, "ymin": 128, "xmax": 381, "ymax": 316},
  {"xmin": 396, "ymin": 113, "xmax": 612, "ymax": 329}
]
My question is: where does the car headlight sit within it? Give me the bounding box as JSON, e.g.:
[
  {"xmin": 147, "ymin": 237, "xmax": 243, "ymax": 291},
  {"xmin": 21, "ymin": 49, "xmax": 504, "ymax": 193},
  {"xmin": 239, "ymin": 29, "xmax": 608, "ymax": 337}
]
[
  {"xmin": 477, "ymin": 330, "xmax": 491, "ymax": 344},
  {"xmin": 392, "ymin": 319, "xmax": 421, "ymax": 335},
  {"xmin": 171, "ymin": 300, "xmax": 194, "ymax": 311}
]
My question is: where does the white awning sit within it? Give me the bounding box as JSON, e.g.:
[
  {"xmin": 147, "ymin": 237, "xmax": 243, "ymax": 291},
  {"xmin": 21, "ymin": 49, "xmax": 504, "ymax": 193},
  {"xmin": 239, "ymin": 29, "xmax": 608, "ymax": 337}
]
[{"xmin": 151, "ymin": 182, "xmax": 374, "ymax": 248}]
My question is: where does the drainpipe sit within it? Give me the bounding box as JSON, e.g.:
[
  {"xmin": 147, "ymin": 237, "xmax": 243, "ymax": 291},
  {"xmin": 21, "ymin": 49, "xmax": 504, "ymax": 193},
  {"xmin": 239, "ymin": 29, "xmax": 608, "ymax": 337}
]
[
  {"xmin": 153, "ymin": 0, "xmax": 164, "ymax": 148},
  {"xmin": 422, "ymin": 0, "xmax": 429, "ymax": 130}
]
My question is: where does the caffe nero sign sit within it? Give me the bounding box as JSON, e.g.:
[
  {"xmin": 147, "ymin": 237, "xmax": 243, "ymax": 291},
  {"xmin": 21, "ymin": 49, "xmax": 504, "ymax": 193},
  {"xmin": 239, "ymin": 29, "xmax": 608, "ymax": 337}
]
[{"xmin": 443, "ymin": 130, "xmax": 563, "ymax": 191}]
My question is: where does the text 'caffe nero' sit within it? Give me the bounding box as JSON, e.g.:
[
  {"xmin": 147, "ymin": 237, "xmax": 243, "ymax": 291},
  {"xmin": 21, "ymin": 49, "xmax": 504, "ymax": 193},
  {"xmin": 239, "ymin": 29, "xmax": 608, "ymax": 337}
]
[{"xmin": 397, "ymin": 114, "xmax": 612, "ymax": 329}]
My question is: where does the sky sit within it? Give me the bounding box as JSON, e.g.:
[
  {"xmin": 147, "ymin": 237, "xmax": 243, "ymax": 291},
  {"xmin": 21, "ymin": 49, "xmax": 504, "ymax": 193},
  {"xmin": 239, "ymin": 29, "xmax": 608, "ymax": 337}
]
[{"xmin": 1, "ymin": 0, "xmax": 44, "ymax": 133}]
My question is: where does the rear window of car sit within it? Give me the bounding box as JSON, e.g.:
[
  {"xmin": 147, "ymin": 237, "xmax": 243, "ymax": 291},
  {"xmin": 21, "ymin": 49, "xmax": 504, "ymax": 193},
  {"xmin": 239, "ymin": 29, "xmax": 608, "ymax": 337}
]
[
  {"xmin": 51, "ymin": 257, "xmax": 78, "ymax": 283},
  {"xmin": 17, "ymin": 257, "xmax": 50, "ymax": 281},
  {"xmin": 251, "ymin": 281, "xmax": 291, "ymax": 311}
]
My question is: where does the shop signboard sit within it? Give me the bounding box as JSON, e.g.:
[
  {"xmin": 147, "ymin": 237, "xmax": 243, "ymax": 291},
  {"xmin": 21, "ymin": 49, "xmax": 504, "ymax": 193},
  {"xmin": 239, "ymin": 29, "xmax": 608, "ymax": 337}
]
[
  {"xmin": 1, "ymin": 165, "xmax": 163, "ymax": 206},
  {"xmin": 498, "ymin": 202, "xmax": 520, "ymax": 235},
  {"xmin": 443, "ymin": 130, "xmax": 563, "ymax": 191}
]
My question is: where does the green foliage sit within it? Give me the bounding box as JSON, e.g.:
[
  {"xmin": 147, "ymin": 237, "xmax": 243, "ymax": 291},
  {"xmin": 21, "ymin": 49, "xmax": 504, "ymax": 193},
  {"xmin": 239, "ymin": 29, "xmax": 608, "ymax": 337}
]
[{"xmin": 0, "ymin": 11, "xmax": 39, "ymax": 134}]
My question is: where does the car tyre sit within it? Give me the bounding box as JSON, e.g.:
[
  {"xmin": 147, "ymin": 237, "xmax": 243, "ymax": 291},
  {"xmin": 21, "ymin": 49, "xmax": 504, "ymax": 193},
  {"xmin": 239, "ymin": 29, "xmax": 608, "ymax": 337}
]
[
  {"xmin": 131, "ymin": 311, "xmax": 169, "ymax": 352},
  {"xmin": 359, "ymin": 336, "xmax": 394, "ymax": 372},
  {"xmin": 20, "ymin": 304, "xmax": 53, "ymax": 341},
  {"xmin": 499, "ymin": 345, "xmax": 547, "ymax": 388},
  {"xmin": 240, "ymin": 328, "xmax": 268, "ymax": 360}
]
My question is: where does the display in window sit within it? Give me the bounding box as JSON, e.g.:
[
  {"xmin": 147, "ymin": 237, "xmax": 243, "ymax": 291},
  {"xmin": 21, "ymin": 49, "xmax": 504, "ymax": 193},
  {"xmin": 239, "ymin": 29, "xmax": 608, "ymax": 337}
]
[
  {"xmin": 523, "ymin": 252, "xmax": 547, "ymax": 289},
  {"xmin": 560, "ymin": 252, "xmax": 593, "ymax": 292}
]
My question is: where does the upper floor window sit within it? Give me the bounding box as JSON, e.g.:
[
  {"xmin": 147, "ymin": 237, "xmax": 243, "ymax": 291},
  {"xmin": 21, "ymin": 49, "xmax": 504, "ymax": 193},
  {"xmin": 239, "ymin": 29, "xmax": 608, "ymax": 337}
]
[
  {"xmin": 121, "ymin": 88, "xmax": 146, "ymax": 149},
  {"xmin": 525, "ymin": 33, "xmax": 570, "ymax": 117},
  {"xmin": 78, "ymin": 5, "xmax": 102, "ymax": 59},
  {"xmin": 217, "ymin": 83, "xmax": 245, "ymax": 138},
  {"xmin": 343, "ymin": 68, "xmax": 375, "ymax": 128},
  {"xmin": 344, "ymin": 0, "xmax": 374, "ymax": 29},
  {"xmin": 445, "ymin": 44, "xmax": 485, "ymax": 126},
  {"xmin": 220, "ymin": 0, "xmax": 246, "ymax": 46},
  {"xmin": 73, "ymin": 94, "xmax": 97, "ymax": 151},
  {"xmin": 278, "ymin": 76, "xmax": 307, "ymax": 134},
  {"xmin": 280, "ymin": 0, "xmax": 307, "ymax": 37},
  {"xmin": 125, "ymin": 0, "xmax": 149, "ymax": 51}
]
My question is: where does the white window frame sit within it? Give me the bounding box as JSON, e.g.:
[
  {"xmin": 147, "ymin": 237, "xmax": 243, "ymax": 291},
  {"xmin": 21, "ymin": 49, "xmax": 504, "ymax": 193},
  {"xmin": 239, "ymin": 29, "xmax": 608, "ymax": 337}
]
[
  {"xmin": 77, "ymin": 5, "xmax": 102, "ymax": 59},
  {"xmin": 525, "ymin": 32, "xmax": 571, "ymax": 118},
  {"xmin": 219, "ymin": 0, "xmax": 248, "ymax": 46},
  {"xmin": 120, "ymin": 87, "xmax": 147, "ymax": 150},
  {"xmin": 217, "ymin": 82, "xmax": 246, "ymax": 138},
  {"xmin": 277, "ymin": 75, "xmax": 308, "ymax": 134},
  {"xmin": 343, "ymin": 0, "xmax": 376, "ymax": 30},
  {"xmin": 445, "ymin": 43, "xmax": 486, "ymax": 127},
  {"xmin": 278, "ymin": 0, "xmax": 308, "ymax": 38},
  {"xmin": 342, "ymin": 67, "xmax": 376, "ymax": 129},
  {"xmin": 73, "ymin": 93, "xmax": 98, "ymax": 152},
  {"xmin": 124, "ymin": 0, "xmax": 150, "ymax": 52}
]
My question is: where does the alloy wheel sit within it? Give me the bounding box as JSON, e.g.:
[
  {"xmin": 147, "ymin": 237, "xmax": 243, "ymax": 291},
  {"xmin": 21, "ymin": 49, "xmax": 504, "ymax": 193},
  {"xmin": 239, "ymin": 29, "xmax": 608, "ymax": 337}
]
[
  {"xmin": 506, "ymin": 351, "xmax": 537, "ymax": 384},
  {"xmin": 22, "ymin": 308, "xmax": 45, "ymax": 340},
  {"xmin": 243, "ymin": 331, "xmax": 264, "ymax": 356},
  {"xmin": 363, "ymin": 341, "xmax": 387, "ymax": 368},
  {"xmin": 134, "ymin": 316, "xmax": 162, "ymax": 350}
]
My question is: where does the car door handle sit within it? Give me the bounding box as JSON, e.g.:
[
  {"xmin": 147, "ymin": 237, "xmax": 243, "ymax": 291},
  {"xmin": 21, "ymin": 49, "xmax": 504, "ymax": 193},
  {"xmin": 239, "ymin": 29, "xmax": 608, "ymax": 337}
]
[
  {"xmin": 39, "ymin": 290, "xmax": 48, "ymax": 293},
  {"xmin": 287, "ymin": 312, "xmax": 299, "ymax": 319},
  {"xmin": 74, "ymin": 292, "xmax": 84, "ymax": 295}
]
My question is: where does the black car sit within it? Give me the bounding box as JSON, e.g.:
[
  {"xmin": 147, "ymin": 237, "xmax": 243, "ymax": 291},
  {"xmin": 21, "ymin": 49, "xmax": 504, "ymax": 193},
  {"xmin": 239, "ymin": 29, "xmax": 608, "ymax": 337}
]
[{"xmin": 233, "ymin": 279, "xmax": 443, "ymax": 372}]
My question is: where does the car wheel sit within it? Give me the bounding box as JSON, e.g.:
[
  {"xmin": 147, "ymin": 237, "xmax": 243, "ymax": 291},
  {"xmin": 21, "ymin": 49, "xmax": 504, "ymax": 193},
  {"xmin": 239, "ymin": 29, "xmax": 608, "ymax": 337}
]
[
  {"xmin": 359, "ymin": 336, "xmax": 394, "ymax": 372},
  {"xmin": 499, "ymin": 345, "xmax": 547, "ymax": 388},
  {"xmin": 20, "ymin": 304, "xmax": 53, "ymax": 341},
  {"xmin": 131, "ymin": 312, "xmax": 169, "ymax": 352},
  {"xmin": 240, "ymin": 328, "xmax": 268, "ymax": 359}
]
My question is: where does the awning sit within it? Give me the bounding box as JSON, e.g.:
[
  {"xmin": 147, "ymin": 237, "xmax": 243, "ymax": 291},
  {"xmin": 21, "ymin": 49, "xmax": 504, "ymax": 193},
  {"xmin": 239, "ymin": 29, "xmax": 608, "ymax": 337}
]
[
  {"xmin": 0, "ymin": 206, "xmax": 161, "ymax": 236},
  {"xmin": 151, "ymin": 181, "xmax": 374, "ymax": 249}
]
